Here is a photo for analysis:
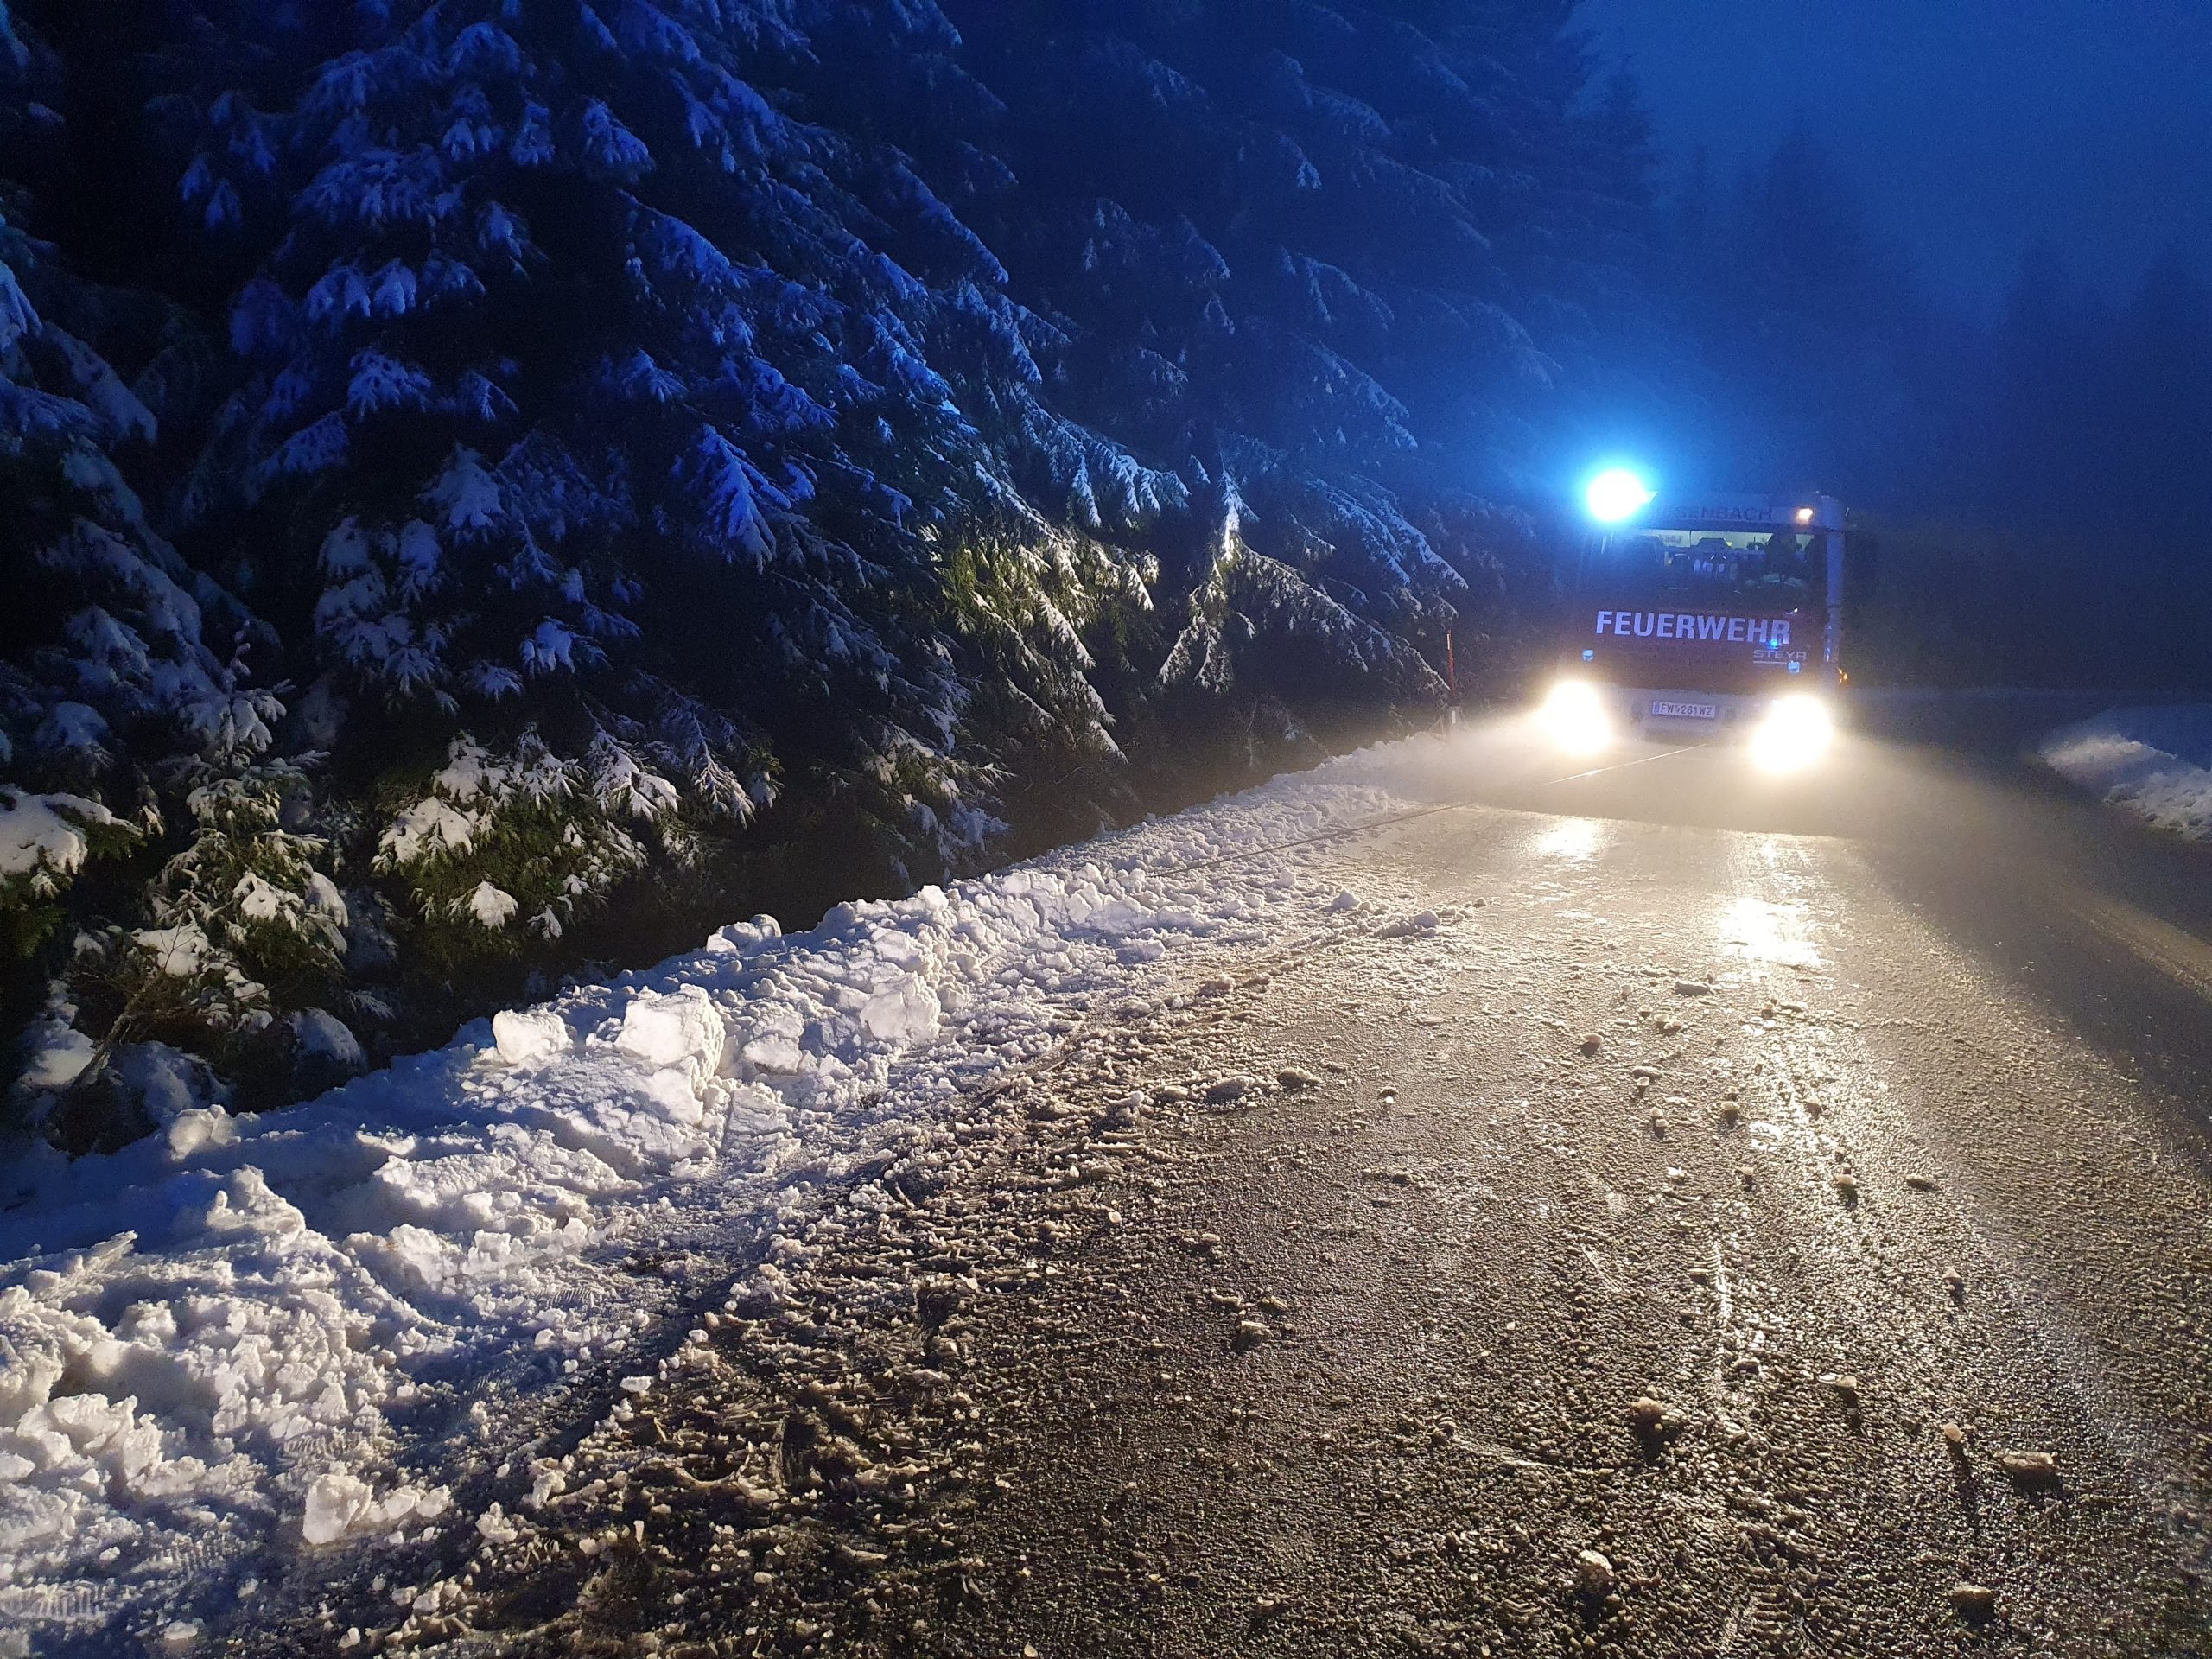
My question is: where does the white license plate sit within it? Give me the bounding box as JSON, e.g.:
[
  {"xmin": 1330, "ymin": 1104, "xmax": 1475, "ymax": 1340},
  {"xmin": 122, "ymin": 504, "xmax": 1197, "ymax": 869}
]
[{"xmin": 1649, "ymin": 701, "xmax": 1719, "ymax": 720}]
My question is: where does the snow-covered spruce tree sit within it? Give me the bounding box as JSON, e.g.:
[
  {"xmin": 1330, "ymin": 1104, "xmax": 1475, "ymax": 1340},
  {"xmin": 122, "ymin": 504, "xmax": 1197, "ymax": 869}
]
[
  {"xmin": 901, "ymin": 1, "xmax": 1662, "ymax": 782},
  {"xmin": 0, "ymin": 229, "xmax": 145, "ymax": 978},
  {"xmin": 772, "ymin": 3, "xmax": 1189, "ymax": 841},
  {"xmin": 172, "ymin": 0, "xmax": 1086, "ymax": 1014},
  {"xmin": 3, "ymin": 8, "xmax": 354, "ymax": 1147},
  {"xmin": 3, "ymin": 0, "xmax": 1679, "ymax": 1141}
]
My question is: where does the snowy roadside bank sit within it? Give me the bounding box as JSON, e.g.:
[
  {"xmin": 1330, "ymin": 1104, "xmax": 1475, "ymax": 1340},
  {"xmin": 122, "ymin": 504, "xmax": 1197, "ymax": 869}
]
[
  {"xmin": 2040, "ymin": 706, "xmax": 2212, "ymax": 841},
  {"xmin": 0, "ymin": 728, "xmax": 1478, "ymax": 1642}
]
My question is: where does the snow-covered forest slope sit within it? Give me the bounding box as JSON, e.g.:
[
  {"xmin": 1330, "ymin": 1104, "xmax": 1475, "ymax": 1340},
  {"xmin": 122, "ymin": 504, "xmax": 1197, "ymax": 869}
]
[{"xmin": 1, "ymin": 0, "xmax": 1647, "ymax": 1143}]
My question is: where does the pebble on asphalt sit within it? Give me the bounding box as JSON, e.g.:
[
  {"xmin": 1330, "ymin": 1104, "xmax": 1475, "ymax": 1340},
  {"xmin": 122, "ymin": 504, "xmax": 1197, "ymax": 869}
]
[
  {"xmin": 1950, "ymin": 1582, "xmax": 1998, "ymax": 1624},
  {"xmin": 1999, "ymin": 1451, "xmax": 2060, "ymax": 1491}
]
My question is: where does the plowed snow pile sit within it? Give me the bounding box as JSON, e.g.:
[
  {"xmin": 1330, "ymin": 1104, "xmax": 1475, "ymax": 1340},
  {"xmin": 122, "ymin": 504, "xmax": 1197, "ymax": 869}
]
[
  {"xmin": 2041, "ymin": 705, "xmax": 2212, "ymax": 840},
  {"xmin": 0, "ymin": 730, "xmax": 1476, "ymax": 1634}
]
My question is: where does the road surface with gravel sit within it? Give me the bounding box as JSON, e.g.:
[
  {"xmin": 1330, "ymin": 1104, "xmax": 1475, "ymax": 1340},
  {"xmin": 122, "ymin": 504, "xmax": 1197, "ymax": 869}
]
[{"xmin": 241, "ymin": 716, "xmax": 2212, "ymax": 1657}]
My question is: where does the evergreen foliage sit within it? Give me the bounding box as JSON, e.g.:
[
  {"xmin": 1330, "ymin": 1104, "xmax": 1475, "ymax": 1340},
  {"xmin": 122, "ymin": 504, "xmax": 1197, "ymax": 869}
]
[{"xmin": 6, "ymin": 0, "xmax": 1643, "ymax": 1147}]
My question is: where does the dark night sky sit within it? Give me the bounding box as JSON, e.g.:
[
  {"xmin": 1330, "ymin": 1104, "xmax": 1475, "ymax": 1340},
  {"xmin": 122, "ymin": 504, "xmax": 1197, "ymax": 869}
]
[{"xmin": 1573, "ymin": 0, "xmax": 2212, "ymax": 315}]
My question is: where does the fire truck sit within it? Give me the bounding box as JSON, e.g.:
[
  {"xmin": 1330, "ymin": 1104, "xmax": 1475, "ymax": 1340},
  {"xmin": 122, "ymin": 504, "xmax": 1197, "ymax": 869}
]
[{"xmin": 1538, "ymin": 470, "xmax": 1846, "ymax": 770}]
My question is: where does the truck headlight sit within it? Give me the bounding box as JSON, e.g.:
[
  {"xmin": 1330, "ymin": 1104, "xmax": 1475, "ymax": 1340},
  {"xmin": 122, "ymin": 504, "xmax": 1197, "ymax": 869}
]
[
  {"xmin": 1539, "ymin": 680, "xmax": 1613, "ymax": 755},
  {"xmin": 1750, "ymin": 694, "xmax": 1835, "ymax": 772}
]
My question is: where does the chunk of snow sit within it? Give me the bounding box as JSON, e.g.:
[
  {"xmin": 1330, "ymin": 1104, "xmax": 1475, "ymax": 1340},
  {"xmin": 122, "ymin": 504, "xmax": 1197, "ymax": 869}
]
[
  {"xmin": 492, "ymin": 1008, "xmax": 572, "ymax": 1068},
  {"xmin": 615, "ymin": 985, "xmax": 728, "ymax": 1073},
  {"xmin": 301, "ymin": 1472, "xmax": 448, "ymax": 1546},
  {"xmin": 1378, "ymin": 910, "xmax": 1440, "ymax": 938},
  {"xmin": 859, "ymin": 976, "xmax": 941, "ymax": 1046},
  {"xmin": 475, "ymin": 1503, "xmax": 519, "ymax": 1544},
  {"xmin": 705, "ymin": 915, "xmax": 781, "ymax": 953},
  {"xmin": 739, "ymin": 1020, "xmax": 807, "ymax": 1074},
  {"xmin": 165, "ymin": 1105, "xmax": 238, "ymax": 1159}
]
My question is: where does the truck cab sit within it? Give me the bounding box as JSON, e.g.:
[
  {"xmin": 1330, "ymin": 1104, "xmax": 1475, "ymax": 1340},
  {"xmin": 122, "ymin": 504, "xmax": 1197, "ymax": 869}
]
[{"xmin": 1540, "ymin": 480, "xmax": 1846, "ymax": 769}]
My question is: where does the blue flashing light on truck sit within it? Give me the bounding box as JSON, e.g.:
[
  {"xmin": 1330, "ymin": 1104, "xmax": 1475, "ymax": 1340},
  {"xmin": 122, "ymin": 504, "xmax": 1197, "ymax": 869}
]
[{"xmin": 1541, "ymin": 476, "xmax": 1847, "ymax": 772}]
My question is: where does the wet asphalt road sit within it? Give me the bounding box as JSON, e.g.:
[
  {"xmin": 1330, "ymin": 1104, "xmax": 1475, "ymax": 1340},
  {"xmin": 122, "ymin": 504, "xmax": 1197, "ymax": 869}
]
[{"xmin": 364, "ymin": 702, "xmax": 2212, "ymax": 1656}]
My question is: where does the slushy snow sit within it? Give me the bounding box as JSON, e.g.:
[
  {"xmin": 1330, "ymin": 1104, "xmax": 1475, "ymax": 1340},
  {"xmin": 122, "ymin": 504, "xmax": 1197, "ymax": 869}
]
[
  {"xmin": 2042, "ymin": 705, "xmax": 2212, "ymax": 840},
  {"xmin": 0, "ymin": 731, "xmax": 1477, "ymax": 1638}
]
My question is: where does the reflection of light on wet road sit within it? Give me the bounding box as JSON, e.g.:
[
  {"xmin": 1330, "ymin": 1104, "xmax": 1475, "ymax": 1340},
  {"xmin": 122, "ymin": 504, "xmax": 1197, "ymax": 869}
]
[
  {"xmin": 1719, "ymin": 894, "xmax": 1821, "ymax": 968},
  {"xmin": 1530, "ymin": 817, "xmax": 1606, "ymax": 863}
]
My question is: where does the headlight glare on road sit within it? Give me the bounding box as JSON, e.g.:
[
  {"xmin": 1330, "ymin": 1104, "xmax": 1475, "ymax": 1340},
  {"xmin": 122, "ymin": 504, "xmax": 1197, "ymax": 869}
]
[
  {"xmin": 1750, "ymin": 694, "xmax": 1835, "ymax": 772},
  {"xmin": 1539, "ymin": 680, "xmax": 1613, "ymax": 755}
]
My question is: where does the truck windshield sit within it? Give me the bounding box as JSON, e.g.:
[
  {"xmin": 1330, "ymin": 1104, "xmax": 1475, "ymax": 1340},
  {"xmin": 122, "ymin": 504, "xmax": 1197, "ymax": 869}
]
[{"xmin": 1587, "ymin": 528, "xmax": 1816, "ymax": 608}]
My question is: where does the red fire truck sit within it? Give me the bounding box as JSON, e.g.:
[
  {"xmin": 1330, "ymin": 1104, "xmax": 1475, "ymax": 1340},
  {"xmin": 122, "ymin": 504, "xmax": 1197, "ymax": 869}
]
[{"xmin": 1539, "ymin": 473, "xmax": 1846, "ymax": 770}]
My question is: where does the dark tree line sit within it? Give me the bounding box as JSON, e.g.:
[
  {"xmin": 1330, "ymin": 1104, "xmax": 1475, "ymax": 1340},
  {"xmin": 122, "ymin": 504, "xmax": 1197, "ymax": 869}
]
[{"xmin": 1648, "ymin": 125, "xmax": 2212, "ymax": 689}]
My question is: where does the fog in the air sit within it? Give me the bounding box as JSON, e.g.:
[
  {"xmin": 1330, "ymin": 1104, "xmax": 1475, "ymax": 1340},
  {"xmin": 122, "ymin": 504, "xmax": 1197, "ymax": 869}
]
[{"xmin": 1576, "ymin": 0, "xmax": 2212, "ymax": 312}]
